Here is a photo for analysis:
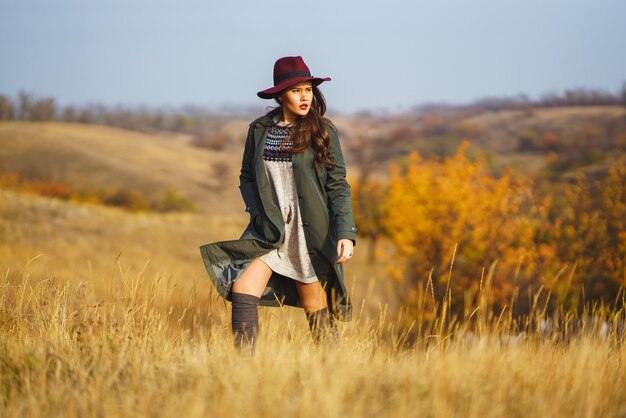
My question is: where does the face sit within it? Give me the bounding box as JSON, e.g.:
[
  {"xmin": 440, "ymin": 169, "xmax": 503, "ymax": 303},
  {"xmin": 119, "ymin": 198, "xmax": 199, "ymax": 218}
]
[{"xmin": 279, "ymin": 81, "xmax": 313, "ymax": 123}]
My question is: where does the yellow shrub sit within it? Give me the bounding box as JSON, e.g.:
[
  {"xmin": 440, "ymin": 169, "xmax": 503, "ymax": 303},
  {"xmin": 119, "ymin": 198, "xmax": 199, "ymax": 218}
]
[{"xmin": 382, "ymin": 142, "xmax": 540, "ymax": 311}]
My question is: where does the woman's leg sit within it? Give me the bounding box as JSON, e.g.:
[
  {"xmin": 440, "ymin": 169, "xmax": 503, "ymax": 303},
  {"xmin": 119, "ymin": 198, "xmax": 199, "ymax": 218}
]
[
  {"xmin": 232, "ymin": 258, "xmax": 273, "ymax": 297},
  {"xmin": 296, "ymin": 281, "xmax": 339, "ymax": 344},
  {"xmin": 230, "ymin": 259, "xmax": 273, "ymax": 351}
]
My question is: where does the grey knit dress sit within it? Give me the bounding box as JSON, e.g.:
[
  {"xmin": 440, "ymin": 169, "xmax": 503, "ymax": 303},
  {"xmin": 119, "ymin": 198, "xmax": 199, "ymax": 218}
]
[{"xmin": 257, "ymin": 121, "xmax": 319, "ymax": 284}]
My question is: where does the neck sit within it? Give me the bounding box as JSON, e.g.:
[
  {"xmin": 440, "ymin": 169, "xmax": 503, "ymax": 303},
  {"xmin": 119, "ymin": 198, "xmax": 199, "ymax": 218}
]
[{"xmin": 280, "ymin": 108, "xmax": 297, "ymax": 124}]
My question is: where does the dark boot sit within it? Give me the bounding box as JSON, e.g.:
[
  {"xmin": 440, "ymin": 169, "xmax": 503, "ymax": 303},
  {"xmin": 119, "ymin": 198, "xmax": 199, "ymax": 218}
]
[
  {"xmin": 231, "ymin": 292, "xmax": 260, "ymax": 353},
  {"xmin": 306, "ymin": 307, "xmax": 339, "ymax": 346}
]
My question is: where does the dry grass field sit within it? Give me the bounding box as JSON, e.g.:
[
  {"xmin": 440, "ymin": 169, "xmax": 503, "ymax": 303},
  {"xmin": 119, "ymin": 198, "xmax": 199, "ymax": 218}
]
[
  {"xmin": 1, "ymin": 195, "xmax": 624, "ymax": 418},
  {"xmin": 1, "ymin": 120, "xmax": 626, "ymax": 417}
]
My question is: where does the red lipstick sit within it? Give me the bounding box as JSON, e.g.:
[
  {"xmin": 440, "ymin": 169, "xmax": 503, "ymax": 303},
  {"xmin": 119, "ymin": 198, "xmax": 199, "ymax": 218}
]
[{"xmin": 299, "ymin": 104, "xmax": 309, "ymax": 110}]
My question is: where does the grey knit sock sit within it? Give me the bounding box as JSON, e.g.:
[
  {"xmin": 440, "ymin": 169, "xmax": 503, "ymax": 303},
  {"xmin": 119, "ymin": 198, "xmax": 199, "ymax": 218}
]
[
  {"xmin": 306, "ymin": 307, "xmax": 339, "ymax": 345},
  {"xmin": 231, "ymin": 292, "xmax": 260, "ymax": 352}
]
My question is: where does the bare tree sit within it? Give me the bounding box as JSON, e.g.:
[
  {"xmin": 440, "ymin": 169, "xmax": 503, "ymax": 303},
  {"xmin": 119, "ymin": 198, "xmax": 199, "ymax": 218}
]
[
  {"xmin": 18, "ymin": 90, "xmax": 33, "ymax": 120},
  {"xmin": 30, "ymin": 98, "xmax": 56, "ymax": 121},
  {"xmin": 0, "ymin": 95, "xmax": 15, "ymax": 120}
]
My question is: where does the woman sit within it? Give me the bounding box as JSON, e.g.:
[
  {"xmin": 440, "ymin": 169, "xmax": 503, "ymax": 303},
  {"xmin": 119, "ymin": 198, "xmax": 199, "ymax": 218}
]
[{"xmin": 200, "ymin": 56, "xmax": 357, "ymax": 350}]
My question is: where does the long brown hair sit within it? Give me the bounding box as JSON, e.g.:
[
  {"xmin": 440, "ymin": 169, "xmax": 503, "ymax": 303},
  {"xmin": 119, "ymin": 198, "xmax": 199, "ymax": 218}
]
[{"xmin": 271, "ymin": 85, "xmax": 333, "ymax": 167}]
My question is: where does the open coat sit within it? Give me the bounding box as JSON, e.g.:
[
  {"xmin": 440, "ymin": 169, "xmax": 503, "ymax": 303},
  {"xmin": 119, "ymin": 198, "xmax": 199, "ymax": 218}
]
[{"xmin": 199, "ymin": 113, "xmax": 357, "ymax": 320}]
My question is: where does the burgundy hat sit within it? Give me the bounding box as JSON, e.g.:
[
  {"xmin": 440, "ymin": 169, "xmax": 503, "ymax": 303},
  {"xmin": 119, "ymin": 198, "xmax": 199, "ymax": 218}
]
[{"xmin": 257, "ymin": 56, "xmax": 331, "ymax": 99}]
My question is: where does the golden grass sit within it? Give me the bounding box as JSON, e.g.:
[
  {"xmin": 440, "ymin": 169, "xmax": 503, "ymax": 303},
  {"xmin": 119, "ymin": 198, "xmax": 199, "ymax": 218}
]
[
  {"xmin": 2, "ymin": 256, "xmax": 626, "ymax": 417},
  {"xmin": 2, "ymin": 190, "xmax": 626, "ymax": 417}
]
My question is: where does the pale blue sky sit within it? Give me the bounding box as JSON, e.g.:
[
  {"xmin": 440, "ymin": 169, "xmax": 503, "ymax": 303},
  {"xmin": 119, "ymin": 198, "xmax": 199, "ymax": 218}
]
[{"xmin": 1, "ymin": 0, "xmax": 624, "ymax": 113}]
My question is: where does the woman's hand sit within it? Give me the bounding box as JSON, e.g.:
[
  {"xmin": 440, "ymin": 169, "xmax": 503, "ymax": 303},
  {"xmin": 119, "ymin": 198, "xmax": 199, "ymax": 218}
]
[{"xmin": 336, "ymin": 239, "xmax": 354, "ymax": 263}]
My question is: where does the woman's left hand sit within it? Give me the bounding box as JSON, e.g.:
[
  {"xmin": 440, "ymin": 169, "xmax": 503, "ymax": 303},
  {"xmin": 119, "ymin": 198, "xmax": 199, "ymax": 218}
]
[{"xmin": 336, "ymin": 239, "xmax": 354, "ymax": 264}]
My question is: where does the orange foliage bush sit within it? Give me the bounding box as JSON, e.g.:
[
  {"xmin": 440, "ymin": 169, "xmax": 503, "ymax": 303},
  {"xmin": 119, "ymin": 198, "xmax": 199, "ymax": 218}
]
[
  {"xmin": 21, "ymin": 179, "xmax": 75, "ymax": 200},
  {"xmin": 351, "ymin": 143, "xmax": 626, "ymax": 315},
  {"xmin": 0, "ymin": 170, "xmax": 194, "ymax": 213},
  {"xmin": 381, "ymin": 142, "xmax": 543, "ymax": 311}
]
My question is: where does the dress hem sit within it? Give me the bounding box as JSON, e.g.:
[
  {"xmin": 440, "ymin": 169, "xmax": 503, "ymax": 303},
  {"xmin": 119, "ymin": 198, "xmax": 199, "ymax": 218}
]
[{"xmin": 257, "ymin": 256, "xmax": 319, "ymax": 284}]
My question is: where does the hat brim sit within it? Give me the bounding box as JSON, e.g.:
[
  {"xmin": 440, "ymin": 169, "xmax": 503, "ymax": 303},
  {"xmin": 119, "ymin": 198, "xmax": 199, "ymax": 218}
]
[{"xmin": 257, "ymin": 76, "xmax": 331, "ymax": 99}]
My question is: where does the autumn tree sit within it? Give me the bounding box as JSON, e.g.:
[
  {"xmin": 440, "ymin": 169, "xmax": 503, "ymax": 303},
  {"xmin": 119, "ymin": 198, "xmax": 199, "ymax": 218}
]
[
  {"xmin": 382, "ymin": 142, "xmax": 541, "ymax": 312},
  {"xmin": 552, "ymin": 158, "xmax": 626, "ymax": 306}
]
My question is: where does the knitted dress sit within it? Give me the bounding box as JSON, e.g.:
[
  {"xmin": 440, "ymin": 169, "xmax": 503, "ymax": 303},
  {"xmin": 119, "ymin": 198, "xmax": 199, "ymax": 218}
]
[{"xmin": 257, "ymin": 121, "xmax": 319, "ymax": 284}]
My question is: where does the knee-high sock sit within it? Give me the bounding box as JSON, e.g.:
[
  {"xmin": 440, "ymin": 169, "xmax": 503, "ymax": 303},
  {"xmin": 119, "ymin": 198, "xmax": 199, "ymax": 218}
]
[
  {"xmin": 306, "ymin": 307, "xmax": 339, "ymax": 344},
  {"xmin": 231, "ymin": 292, "xmax": 260, "ymax": 350}
]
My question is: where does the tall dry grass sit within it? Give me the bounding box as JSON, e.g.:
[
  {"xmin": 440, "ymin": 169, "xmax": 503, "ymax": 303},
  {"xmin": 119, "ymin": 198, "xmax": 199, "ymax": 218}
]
[
  {"xmin": 2, "ymin": 256, "xmax": 626, "ymax": 418},
  {"xmin": 2, "ymin": 191, "xmax": 626, "ymax": 417}
]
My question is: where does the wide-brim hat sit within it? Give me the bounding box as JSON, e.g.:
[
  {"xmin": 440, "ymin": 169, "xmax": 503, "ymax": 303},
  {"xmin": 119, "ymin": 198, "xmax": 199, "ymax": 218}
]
[{"xmin": 257, "ymin": 56, "xmax": 331, "ymax": 99}]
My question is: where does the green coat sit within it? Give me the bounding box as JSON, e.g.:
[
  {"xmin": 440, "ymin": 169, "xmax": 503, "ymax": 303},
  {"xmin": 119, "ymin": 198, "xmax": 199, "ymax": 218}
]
[{"xmin": 199, "ymin": 113, "xmax": 357, "ymax": 320}]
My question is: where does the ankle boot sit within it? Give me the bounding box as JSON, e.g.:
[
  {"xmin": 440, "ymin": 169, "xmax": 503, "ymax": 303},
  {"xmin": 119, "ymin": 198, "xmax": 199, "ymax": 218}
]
[{"xmin": 306, "ymin": 307, "xmax": 339, "ymax": 346}]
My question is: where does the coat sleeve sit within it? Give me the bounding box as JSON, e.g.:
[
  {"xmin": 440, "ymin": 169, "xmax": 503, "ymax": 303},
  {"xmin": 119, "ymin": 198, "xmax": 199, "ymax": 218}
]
[
  {"xmin": 239, "ymin": 125, "xmax": 261, "ymax": 219},
  {"xmin": 325, "ymin": 123, "xmax": 358, "ymax": 244}
]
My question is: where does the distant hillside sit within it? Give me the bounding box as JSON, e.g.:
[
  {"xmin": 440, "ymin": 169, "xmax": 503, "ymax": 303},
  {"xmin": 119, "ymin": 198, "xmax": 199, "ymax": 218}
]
[
  {"xmin": 0, "ymin": 121, "xmax": 243, "ymax": 215},
  {"xmin": 335, "ymin": 105, "xmax": 626, "ymax": 180},
  {"xmin": 463, "ymin": 106, "xmax": 625, "ymax": 153}
]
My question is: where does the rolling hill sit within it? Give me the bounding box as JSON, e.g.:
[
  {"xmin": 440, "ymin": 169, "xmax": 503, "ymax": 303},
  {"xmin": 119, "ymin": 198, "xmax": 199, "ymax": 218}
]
[{"xmin": 0, "ymin": 121, "xmax": 244, "ymax": 215}]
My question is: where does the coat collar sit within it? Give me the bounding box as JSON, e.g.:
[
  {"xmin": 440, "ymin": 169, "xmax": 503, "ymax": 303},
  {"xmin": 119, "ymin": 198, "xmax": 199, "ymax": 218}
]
[{"xmin": 250, "ymin": 112, "xmax": 276, "ymax": 129}]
